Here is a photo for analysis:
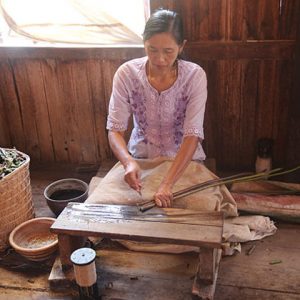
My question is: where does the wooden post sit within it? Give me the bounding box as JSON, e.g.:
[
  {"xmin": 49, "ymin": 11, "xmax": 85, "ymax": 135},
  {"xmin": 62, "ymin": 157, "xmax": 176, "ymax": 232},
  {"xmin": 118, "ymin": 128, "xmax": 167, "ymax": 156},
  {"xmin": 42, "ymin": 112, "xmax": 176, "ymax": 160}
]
[
  {"xmin": 197, "ymin": 247, "xmax": 217, "ymax": 284},
  {"xmin": 58, "ymin": 234, "xmax": 86, "ymax": 271},
  {"xmin": 192, "ymin": 248, "xmax": 222, "ymax": 300}
]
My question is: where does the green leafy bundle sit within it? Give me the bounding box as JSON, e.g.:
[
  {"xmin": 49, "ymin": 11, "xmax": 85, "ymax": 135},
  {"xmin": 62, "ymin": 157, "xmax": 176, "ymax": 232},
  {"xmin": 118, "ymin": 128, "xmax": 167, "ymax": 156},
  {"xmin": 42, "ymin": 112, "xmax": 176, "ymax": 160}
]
[{"xmin": 0, "ymin": 148, "xmax": 26, "ymax": 179}]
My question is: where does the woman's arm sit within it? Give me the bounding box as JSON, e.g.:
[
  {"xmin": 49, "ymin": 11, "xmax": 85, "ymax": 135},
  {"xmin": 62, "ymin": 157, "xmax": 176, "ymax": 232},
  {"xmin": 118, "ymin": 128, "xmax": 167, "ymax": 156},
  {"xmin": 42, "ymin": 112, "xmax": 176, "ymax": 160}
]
[
  {"xmin": 154, "ymin": 135, "xmax": 200, "ymax": 207},
  {"xmin": 108, "ymin": 130, "xmax": 142, "ymax": 193},
  {"xmin": 154, "ymin": 66, "xmax": 208, "ymax": 207}
]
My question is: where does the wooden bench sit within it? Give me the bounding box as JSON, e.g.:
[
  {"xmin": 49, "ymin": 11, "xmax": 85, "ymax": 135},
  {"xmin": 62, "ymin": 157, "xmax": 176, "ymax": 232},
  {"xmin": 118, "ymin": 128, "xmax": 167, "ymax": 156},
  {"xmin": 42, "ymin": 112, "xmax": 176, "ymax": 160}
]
[{"xmin": 50, "ymin": 202, "xmax": 224, "ymax": 299}]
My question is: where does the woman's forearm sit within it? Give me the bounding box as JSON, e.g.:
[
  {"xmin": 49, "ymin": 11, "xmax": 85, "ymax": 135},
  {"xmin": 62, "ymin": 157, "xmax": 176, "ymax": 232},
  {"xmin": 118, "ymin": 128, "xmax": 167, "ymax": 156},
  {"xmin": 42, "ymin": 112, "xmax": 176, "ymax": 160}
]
[
  {"xmin": 108, "ymin": 130, "xmax": 142, "ymax": 192},
  {"xmin": 161, "ymin": 136, "xmax": 200, "ymax": 188},
  {"xmin": 154, "ymin": 135, "xmax": 200, "ymax": 207},
  {"xmin": 108, "ymin": 131, "xmax": 134, "ymax": 167}
]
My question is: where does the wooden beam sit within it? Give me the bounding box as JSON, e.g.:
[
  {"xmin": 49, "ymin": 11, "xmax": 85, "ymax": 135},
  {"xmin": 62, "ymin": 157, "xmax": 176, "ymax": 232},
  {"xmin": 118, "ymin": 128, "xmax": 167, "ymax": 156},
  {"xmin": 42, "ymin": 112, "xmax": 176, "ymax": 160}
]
[
  {"xmin": 0, "ymin": 40, "xmax": 294, "ymax": 61},
  {"xmin": 0, "ymin": 47, "xmax": 145, "ymax": 60},
  {"xmin": 185, "ymin": 40, "xmax": 295, "ymax": 60}
]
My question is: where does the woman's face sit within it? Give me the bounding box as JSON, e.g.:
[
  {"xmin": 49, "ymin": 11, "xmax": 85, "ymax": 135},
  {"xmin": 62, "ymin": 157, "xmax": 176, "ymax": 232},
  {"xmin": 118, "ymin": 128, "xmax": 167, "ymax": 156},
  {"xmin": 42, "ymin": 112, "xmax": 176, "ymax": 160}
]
[{"xmin": 144, "ymin": 32, "xmax": 185, "ymax": 70}]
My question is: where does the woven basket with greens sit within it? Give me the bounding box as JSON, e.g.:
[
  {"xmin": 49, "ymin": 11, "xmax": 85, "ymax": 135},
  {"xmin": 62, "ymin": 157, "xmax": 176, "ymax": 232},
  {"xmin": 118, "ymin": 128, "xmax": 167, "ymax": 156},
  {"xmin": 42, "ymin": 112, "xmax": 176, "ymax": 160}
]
[
  {"xmin": 0, "ymin": 148, "xmax": 27, "ymax": 180},
  {"xmin": 0, "ymin": 147, "xmax": 34, "ymax": 251}
]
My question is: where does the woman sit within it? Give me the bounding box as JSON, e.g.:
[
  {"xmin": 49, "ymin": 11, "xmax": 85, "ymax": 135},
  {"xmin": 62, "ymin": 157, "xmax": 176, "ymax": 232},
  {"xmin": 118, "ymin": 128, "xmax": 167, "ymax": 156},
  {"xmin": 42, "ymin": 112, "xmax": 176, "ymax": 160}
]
[
  {"xmin": 107, "ymin": 9, "xmax": 207, "ymax": 208},
  {"xmin": 87, "ymin": 9, "xmax": 268, "ymax": 257}
]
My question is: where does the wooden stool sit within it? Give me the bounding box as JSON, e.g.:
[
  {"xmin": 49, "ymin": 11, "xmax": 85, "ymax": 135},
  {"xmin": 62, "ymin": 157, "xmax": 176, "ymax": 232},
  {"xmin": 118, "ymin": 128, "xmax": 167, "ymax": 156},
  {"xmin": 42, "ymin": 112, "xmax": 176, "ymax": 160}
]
[{"xmin": 50, "ymin": 203, "xmax": 224, "ymax": 299}]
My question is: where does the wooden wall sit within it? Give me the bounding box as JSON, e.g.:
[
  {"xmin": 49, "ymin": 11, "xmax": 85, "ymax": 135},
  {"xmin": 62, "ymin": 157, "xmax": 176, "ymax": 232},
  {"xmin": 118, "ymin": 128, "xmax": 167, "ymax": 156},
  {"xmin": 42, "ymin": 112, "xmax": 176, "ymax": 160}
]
[
  {"xmin": 0, "ymin": 48, "xmax": 143, "ymax": 164},
  {"xmin": 0, "ymin": 0, "xmax": 299, "ymax": 173}
]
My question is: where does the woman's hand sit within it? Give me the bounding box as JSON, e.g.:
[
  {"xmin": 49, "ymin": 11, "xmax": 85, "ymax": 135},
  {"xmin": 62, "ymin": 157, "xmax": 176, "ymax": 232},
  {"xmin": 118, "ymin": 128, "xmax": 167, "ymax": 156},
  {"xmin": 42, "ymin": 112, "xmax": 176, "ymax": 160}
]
[
  {"xmin": 108, "ymin": 130, "xmax": 142, "ymax": 193},
  {"xmin": 154, "ymin": 183, "xmax": 173, "ymax": 207},
  {"xmin": 124, "ymin": 160, "xmax": 142, "ymax": 193},
  {"xmin": 154, "ymin": 136, "xmax": 199, "ymax": 208}
]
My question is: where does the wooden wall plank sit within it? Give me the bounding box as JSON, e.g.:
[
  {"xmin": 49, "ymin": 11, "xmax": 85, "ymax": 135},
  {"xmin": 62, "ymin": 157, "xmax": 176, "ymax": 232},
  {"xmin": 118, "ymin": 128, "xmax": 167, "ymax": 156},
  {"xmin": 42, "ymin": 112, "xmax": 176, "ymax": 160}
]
[
  {"xmin": 286, "ymin": 12, "xmax": 300, "ymax": 180},
  {"xmin": 85, "ymin": 60, "xmax": 111, "ymax": 162},
  {"xmin": 227, "ymin": 0, "xmax": 245, "ymax": 41},
  {"xmin": 12, "ymin": 60, "xmax": 40, "ymax": 160},
  {"xmin": 215, "ymin": 60, "xmax": 243, "ymax": 170},
  {"xmin": 271, "ymin": 60, "xmax": 293, "ymax": 167},
  {"xmin": 40, "ymin": 59, "xmax": 69, "ymax": 162},
  {"xmin": 279, "ymin": 0, "xmax": 300, "ymax": 39},
  {"xmin": 0, "ymin": 91, "xmax": 11, "ymax": 146},
  {"xmin": 208, "ymin": 0, "xmax": 227, "ymax": 40},
  {"xmin": 0, "ymin": 60, "xmax": 25, "ymax": 150},
  {"xmin": 245, "ymin": 0, "xmax": 280, "ymax": 40},
  {"xmin": 255, "ymin": 61, "xmax": 277, "ymax": 139},
  {"xmin": 55, "ymin": 61, "xmax": 81, "ymax": 163},
  {"xmin": 69, "ymin": 61, "xmax": 99, "ymax": 163},
  {"xmin": 176, "ymin": 0, "xmax": 227, "ymax": 41},
  {"xmin": 176, "ymin": 0, "xmax": 209, "ymax": 41},
  {"xmin": 24, "ymin": 60, "xmax": 55, "ymax": 162},
  {"xmin": 202, "ymin": 59, "xmax": 264, "ymax": 171},
  {"xmin": 239, "ymin": 60, "xmax": 260, "ymax": 170}
]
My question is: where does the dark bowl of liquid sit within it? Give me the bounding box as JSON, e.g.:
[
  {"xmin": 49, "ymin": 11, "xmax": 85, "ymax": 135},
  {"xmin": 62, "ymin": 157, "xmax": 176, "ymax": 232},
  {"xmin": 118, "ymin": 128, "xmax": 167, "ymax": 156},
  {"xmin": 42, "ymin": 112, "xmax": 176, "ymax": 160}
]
[{"xmin": 44, "ymin": 178, "xmax": 89, "ymax": 216}]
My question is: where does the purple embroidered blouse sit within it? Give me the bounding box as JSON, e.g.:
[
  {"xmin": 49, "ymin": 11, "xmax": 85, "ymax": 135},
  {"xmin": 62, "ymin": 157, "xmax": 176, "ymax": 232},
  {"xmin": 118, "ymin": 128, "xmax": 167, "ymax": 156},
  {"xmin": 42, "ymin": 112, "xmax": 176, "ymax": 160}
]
[{"xmin": 107, "ymin": 56, "xmax": 207, "ymax": 160}]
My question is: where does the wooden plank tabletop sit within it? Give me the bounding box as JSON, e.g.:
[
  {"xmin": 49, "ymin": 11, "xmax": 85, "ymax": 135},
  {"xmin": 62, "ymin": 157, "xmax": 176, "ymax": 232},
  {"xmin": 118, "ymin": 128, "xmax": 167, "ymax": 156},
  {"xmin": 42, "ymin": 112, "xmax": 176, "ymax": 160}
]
[{"xmin": 51, "ymin": 203, "xmax": 224, "ymax": 248}]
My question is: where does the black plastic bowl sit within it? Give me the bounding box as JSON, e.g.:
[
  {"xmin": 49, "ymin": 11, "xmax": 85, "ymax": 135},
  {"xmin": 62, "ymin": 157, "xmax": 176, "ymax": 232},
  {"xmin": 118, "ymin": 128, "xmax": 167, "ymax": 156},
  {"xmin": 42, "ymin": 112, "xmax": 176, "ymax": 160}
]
[{"xmin": 44, "ymin": 178, "xmax": 89, "ymax": 216}]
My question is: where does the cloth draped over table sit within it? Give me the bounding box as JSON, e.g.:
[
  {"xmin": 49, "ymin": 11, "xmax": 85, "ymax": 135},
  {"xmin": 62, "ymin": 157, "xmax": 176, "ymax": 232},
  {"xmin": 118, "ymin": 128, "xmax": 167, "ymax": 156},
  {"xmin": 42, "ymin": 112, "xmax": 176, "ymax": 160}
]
[{"xmin": 86, "ymin": 158, "xmax": 277, "ymax": 255}]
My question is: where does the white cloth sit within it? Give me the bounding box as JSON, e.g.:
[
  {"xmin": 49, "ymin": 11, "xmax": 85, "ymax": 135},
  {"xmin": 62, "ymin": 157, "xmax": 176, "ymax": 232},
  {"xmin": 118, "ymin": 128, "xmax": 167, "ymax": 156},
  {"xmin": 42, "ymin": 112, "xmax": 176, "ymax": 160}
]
[
  {"xmin": 224, "ymin": 215, "xmax": 277, "ymax": 243},
  {"xmin": 86, "ymin": 157, "xmax": 237, "ymax": 217},
  {"xmin": 86, "ymin": 158, "xmax": 277, "ymax": 255}
]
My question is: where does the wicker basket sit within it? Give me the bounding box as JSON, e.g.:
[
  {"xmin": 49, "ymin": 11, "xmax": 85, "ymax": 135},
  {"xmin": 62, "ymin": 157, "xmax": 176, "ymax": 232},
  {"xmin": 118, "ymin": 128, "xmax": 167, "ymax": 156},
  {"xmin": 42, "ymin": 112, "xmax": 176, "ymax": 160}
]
[{"xmin": 0, "ymin": 149, "xmax": 34, "ymax": 252}]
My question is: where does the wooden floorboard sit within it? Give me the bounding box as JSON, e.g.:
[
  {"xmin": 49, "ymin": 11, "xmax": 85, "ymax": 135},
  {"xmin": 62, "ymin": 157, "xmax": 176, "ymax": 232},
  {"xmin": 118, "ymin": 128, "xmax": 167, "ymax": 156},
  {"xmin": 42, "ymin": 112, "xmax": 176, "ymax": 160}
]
[
  {"xmin": 0, "ymin": 162, "xmax": 299, "ymax": 299},
  {"xmin": 219, "ymin": 245, "xmax": 300, "ymax": 293}
]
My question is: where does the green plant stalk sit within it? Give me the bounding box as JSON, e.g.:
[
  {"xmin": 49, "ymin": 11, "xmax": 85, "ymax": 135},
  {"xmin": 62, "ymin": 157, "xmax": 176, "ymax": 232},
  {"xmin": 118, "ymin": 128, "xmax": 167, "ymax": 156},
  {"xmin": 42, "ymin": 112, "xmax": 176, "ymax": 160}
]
[
  {"xmin": 139, "ymin": 171, "xmax": 255, "ymax": 207},
  {"xmin": 140, "ymin": 168, "xmax": 282, "ymax": 208},
  {"xmin": 139, "ymin": 165, "xmax": 300, "ymax": 212}
]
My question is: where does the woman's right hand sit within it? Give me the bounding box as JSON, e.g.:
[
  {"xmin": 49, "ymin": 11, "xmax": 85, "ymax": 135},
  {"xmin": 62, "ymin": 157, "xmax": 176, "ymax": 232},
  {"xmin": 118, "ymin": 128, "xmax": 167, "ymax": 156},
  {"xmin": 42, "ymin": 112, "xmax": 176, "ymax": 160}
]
[
  {"xmin": 124, "ymin": 160, "xmax": 142, "ymax": 193},
  {"xmin": 108, "ymin": 130, "xmax": 142, "ymax": 193}
]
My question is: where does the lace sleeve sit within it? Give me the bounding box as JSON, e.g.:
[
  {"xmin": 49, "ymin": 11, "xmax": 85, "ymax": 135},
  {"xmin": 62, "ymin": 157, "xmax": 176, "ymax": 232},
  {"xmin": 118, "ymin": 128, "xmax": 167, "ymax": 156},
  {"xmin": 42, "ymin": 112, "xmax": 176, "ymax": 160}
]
[
  {"xmin": 106, "ymin": 65, "xmax": 131, "ymax": 131},
  {"xmin": 183, "ymin": 68, "xmax": 207, "ymax": 139}
]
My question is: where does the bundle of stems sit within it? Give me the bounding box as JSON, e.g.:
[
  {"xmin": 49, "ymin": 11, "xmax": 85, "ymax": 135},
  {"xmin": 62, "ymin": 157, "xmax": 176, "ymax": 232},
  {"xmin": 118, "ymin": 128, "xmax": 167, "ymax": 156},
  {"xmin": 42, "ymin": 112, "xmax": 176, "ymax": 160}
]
[{"xmin": 138, "ymin": 165, "xmax": 300, "ymax": 212}]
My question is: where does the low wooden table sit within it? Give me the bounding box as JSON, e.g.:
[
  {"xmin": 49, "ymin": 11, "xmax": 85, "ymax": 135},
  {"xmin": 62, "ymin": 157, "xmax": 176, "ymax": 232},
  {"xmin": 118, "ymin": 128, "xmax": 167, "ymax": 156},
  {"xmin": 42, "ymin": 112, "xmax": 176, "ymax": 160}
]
[{"xmin": 50, "ymin": 203, "xmax": 224, "ymax": 299}]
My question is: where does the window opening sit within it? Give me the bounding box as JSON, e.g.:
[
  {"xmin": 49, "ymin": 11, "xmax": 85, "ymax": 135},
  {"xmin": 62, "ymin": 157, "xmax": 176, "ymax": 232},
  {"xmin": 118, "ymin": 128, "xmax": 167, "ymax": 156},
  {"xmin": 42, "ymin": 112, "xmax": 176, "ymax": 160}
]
[{"xmin": 0, "ymin": 0, "xmax": 150, "ymax": 46}]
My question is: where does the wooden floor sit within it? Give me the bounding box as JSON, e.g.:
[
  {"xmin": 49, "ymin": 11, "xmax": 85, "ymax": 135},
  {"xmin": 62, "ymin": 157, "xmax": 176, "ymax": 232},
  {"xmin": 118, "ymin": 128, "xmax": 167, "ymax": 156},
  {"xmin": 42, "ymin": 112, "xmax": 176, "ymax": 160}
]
[{"xmin": 0, "ymin": 162, "xmax": 299, "ymax": 300}]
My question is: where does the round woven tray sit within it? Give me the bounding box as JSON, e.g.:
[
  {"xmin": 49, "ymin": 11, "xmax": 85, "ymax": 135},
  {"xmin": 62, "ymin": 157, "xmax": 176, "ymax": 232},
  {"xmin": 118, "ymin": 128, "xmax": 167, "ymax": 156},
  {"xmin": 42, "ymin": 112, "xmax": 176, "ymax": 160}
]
[{"xmin": 0, "ymin": 149, "xmax": 34, "ymax": 252}]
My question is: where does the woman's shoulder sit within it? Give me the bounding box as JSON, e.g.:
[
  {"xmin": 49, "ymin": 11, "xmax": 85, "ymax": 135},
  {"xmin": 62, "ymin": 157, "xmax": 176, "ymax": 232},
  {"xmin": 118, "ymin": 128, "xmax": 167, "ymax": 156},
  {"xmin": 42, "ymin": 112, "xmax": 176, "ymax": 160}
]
[
  {"xmin": 178, "ymin": 60, "xmax": 206, "ymax": 84},
  {"xmin": 179, "ymin": 59, "xmax": 205, "ymax": 74},
  {"xmin": 117, "ymin": 57, "xmax": 147, "ymax": 74}
]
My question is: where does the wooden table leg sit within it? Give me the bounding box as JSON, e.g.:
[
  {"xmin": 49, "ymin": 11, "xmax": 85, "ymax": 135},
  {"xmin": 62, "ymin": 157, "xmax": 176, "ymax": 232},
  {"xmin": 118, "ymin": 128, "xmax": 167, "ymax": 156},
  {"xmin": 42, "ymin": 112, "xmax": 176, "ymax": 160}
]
[
  {"xmin": 58, "ymin": 234, "xmax": 86, "ymax": 271},
  {"xmin": 198, "ymin": 247, "xmax": 217, "ymax": 284},
  {"xmin": 192, "ymin": 248, "xmax": 222, "ymax": 299}
]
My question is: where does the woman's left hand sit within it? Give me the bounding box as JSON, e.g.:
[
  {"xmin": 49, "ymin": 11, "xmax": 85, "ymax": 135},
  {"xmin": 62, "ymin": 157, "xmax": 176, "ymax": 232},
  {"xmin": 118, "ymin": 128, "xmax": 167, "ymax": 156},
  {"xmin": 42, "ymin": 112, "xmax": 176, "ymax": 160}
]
[{"xmin": 154, "ymin": 184, "xmax": 173, "ymax": 208}]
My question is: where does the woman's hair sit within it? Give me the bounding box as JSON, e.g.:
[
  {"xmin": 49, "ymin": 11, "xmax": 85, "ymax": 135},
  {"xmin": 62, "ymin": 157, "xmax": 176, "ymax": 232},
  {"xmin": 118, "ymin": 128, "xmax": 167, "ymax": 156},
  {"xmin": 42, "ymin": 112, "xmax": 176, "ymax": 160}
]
[{"xmin": 142, "ymin": 9, "xmax": 184, "ymax": 45}]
